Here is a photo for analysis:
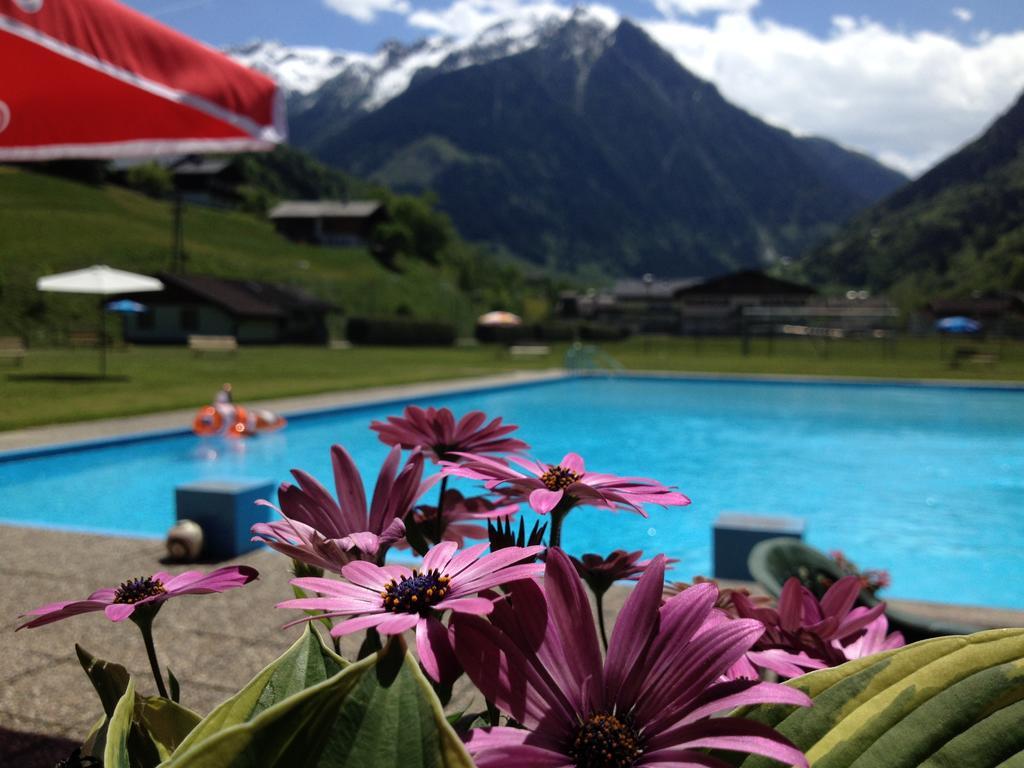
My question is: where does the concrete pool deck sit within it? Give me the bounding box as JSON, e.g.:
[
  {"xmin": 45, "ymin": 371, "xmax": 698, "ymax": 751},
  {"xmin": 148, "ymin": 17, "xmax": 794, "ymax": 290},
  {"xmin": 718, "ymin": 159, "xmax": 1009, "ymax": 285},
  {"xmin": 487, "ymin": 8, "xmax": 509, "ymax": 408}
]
[
  {"xmin": 3, "ymin": 524, "xmax": 1023, "ymax": 767},
  {"xmin": 0, "ymin": 369, "xmax": 568, "ymax": 455}
]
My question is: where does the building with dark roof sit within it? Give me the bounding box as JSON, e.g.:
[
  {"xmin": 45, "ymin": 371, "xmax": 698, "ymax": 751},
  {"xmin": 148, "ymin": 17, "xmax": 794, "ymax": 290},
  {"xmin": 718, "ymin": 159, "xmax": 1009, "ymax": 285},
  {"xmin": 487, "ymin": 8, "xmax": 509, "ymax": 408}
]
[
  {"xmin": 268, "ymin": 200, "xmax": 387, "ymax": 245},
  {"xmin": 675, "ymin": 270, "xmax": 817, "ymax": 335},
  {"xmin": 119, "ymin": 273, "xmax": 337, "ymax": 345},
  {"xmin": 557, "ymin": 270, "xmax": 818, "ymax": 335}
]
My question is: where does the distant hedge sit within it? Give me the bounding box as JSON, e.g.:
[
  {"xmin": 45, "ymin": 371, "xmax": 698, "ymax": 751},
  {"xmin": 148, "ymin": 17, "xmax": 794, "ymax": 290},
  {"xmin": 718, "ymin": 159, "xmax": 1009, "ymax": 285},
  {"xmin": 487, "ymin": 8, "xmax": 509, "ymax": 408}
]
[
  {"xmin": 474, "ymin": 322, "xmax": 630, "ymax": 344},
  {"xmin": 346, "ymin": 317, "xmax": 457, "ymax": 346}
]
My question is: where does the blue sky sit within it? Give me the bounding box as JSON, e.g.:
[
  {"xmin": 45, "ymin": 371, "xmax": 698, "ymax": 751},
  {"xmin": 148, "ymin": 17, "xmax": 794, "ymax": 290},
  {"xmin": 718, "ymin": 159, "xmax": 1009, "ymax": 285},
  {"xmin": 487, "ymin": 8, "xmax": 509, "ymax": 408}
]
[
  {"xmin": 124, "ymin": 0, "xmax": 1024, "ymax": 50},
  {"xmin": 123, "ymin": 0, "xmax": 1024, "ymax": 175}
]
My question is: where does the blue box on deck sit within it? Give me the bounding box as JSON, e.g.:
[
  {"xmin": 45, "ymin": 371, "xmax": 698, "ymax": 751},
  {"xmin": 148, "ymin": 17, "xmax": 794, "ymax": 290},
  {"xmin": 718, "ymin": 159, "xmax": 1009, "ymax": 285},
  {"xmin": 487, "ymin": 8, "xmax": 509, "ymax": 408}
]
[
  {"xmin": 175, "ymin": 478, "xmax": 274, "ymax": 560},
  {"xmin": 713, "ymin": 512, "xmax": 805, "ymax": 581}
]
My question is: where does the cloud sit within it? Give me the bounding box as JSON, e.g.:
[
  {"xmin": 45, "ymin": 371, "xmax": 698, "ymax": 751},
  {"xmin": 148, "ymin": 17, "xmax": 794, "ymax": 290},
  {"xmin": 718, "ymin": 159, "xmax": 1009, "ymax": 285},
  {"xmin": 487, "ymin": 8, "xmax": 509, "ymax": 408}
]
[
  {"xmin": 408, "ymin": 0, "xmax": 570, "ymax": 38},
  {"xmin": 651, "ymin": 0, "xmax": 758, "ymax": 19},
  {"xmin": 395, "ymin": 0, "xmax": 1024, "ymax": 175},
  {"xmin": 323, "ymin": 0, "xmax": 410, "ymax": 24},
  {"xmin": 642, "ymin": 12, "xmax": 1024, "ymax": 175},
  {"xmin": 952, "ymin": 7, "xmax": 973, "ymax": 23}
]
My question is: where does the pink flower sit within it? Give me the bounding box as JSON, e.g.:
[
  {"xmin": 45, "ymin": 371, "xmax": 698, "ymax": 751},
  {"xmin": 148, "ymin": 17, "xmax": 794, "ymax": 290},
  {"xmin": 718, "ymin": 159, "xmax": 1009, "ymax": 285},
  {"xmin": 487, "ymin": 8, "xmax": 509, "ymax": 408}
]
[
  {"xmin": 252, "ymin": 445, "xmax": 430, "ymax": 572},
  {"xmin": 451, "ymin": 548, "xmax": 810, "ymax": 768},
  {"xmin": 443, "ymin": 451, "xmax": 690, "ymax": 547},
  {"xmin": 277, "ymin": 541, "xmax": 544, "ymax": 682},
  {"xmin": 403, "ymin": 490, "xmax": 520, "ymax": 549},
  {"xmin": 731, "ymin": 575, "xmax": 889, "ymax": 679},
  {"xmin": 17, "ymin": 566, "xmax": 258, "ymax": 628},
  {"xmin": 839, "ymin": 613, "xmax": 905, "ymax": 660},
  {"xmin": 370, "ymin": 406, "xmax": 528, "ymax": 463},
  {"xmin": 572, "ymin": 550, "xmax": 674, "ymax": 596}
]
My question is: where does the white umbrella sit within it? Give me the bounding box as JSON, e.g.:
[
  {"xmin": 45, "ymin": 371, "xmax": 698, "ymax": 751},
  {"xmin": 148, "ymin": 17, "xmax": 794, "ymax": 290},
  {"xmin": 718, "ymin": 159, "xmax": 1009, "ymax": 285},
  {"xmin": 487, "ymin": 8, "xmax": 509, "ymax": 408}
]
[
  {"xmin": 477, "ymin": 310, "xmax": 523, "ymax": 327},
  {"xmin": 37, "ymin": 266, "xmax": 164, "ymax": 376}
]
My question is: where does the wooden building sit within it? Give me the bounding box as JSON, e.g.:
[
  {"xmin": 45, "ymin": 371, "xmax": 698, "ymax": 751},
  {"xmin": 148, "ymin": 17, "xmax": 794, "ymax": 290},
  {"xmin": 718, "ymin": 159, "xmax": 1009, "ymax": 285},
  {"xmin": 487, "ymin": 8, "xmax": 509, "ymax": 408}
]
[
  {"xmin": 268, "ymin": 200, "xmax": 387, "ymax": 246},
  {"xmin": 676, "ymin": 270, "xmax": 817, "ymax": 335},
  {"xmin": 119, "ymin": 273, "xmax": 337, "ymax": 345}
]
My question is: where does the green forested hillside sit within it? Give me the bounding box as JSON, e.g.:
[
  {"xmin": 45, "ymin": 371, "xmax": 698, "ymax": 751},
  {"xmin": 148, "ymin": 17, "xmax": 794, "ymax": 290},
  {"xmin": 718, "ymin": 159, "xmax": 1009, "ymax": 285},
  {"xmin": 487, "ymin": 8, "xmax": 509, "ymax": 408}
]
[
  {"xmin": 0, "ymin": 158, "xmax": 539, "ymax": 342},
  {"xmin": 299, "ymin": 18, "xmax": 904, "ymax": 277},
  {"xmin": 801, "ymin": 91, "xmax": 1024, "ymax": 303}
]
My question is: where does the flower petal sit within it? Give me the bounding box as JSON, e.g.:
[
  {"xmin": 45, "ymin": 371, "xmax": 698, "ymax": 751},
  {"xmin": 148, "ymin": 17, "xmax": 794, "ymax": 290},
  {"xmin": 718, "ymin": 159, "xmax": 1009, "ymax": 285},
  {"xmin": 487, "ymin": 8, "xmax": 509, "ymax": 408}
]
[
  {"xmin": 341, "ymin": 560, "xmax": 392, "ymax": 591},
  {"xmin": 560, "ymin": 453, "xmax": 585, "ymax": 474},
  {"xmin": 163, "ymin": 565, "xmax": 258, "ymax": 595},
  {"xmin": 543, "ymin": 548, "xmax": 605, "ymax": 714},
  {"xmin": 329, "ymin": 613, "xmax": 393, "ymax": 637},
  {"xmin": 645, "ymin": 718, "xmax": 808, "ymax": 768},
  {"xmin": 417, "ymin": 615, "xmax": 461, "ymax": 684},
  {"xmin": 330, "ymin": 444, "xmax": 370, "ymax": 533},
  {"xmin": 451, "ymin": 614, "xmax": 577, "ymax": 731},
  {"xmin": 423, "ymin": 540, "xmax": 460, "ymax": 573},
  {"xmin": 605, "ymin": 554, "xmax": 666, "ymax": 710},
  {"xmin": 16, "ymin": 598, "xmax": 112, "ymax": 630},
  {"xmin": 375, "ymin": 611, "xmax": 421, "ymax": 635},
  {"xmin": 529, "ymin": 488, "xmax": 564, "ymax": 515},
  {"xmin": 104, "ymin": 603, "xmax": 137, "ymax": 622},
  {"xmin": 435, "ymin": 596, "xmax": 495, "ymax": 615}
]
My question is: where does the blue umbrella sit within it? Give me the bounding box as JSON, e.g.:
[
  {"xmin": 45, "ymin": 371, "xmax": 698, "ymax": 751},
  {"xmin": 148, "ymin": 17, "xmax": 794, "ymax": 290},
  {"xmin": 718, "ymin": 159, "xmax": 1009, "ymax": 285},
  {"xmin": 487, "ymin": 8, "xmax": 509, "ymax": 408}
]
[
  {"xmin": 936, "ymin": 316, "xmax": 981, "ymax": 333},
  {"xmin": 105, "ymin": 299, "xmax": 148, "ymax": 313}
]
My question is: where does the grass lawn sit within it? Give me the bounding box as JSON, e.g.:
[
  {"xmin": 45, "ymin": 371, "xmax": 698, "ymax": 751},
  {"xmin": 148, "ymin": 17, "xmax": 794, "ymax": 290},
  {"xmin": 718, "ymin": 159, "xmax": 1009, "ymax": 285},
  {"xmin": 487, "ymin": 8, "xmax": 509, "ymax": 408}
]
[{"xmin": 2, "ymin": 336, "xmax": 1022, "ymax": 432}]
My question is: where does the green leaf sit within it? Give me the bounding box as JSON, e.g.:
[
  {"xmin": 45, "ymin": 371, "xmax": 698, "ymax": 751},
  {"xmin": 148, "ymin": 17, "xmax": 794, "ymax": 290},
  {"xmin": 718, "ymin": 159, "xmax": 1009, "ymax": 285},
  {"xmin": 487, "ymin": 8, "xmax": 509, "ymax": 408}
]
[
  {"xmin": 168, "ymin": 625, "xmax": 345, "ymax": 756},
  {"xmin": 729, "ymin": 628, "xmax": 1024, "ymax": 768},
  {"xmin": 162, "ymin": 637, "xmax": 474, "ymax": 768},
  {"xmin": 81, "ymin": 712, "xmax": 108, "ymax": 760},
  {"xmin": 77, "ymin": 644, "xmax": 132, "ymax": 717},
  {"xmin": 167, "ymin": 668, "xmax": 181, "ymax": 704},
  {"xmin": 104, "ymin": 677, "xmax": 136, "ymax": 768},
  {"xmin": 76, "ymin": 645, "xmax": 200, "ymax": 767},
  {"xmin": 137, "ymin": 696, "xmax": 201, "ymax": 762}
]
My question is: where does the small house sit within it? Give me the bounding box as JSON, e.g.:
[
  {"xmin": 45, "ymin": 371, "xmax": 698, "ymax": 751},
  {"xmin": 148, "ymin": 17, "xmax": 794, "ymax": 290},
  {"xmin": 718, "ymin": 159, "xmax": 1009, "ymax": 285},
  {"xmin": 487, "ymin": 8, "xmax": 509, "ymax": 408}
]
[
  {"xmin": 268, "ymin": 200, "xmax": 387, "ymax": 246},
  {"xmin": 119, "ymin": 273, "xmax": 337, "ymax": 345},
  {"xmin": 675, "ymin": 270, "xmax": 817, "ymax": 335}
]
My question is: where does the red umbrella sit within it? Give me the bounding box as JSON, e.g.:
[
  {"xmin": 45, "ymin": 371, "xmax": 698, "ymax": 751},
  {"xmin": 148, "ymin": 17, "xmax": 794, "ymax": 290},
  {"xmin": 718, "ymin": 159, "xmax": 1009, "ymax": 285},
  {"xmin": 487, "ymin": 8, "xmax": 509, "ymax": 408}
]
[{"xmin": 0, "ymin": 0, "xmax": 285, "ymax": 160}]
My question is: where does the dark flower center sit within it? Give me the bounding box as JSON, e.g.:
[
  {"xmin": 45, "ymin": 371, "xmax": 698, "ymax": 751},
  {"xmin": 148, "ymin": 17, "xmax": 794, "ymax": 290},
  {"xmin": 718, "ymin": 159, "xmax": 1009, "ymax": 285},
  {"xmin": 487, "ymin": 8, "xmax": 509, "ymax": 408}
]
[
  {"xmin": 381, "ymin": 568, "xmax": 451, "ymax": 614},
  {"xmin": 571, "ymin": 713, "xmax": 642, "ymax": 768},
  {"xmin": 540, "ymin": 465, "xmax": 582, "ymax": 491},
  {"xmin": 113, "ymin": 577, "xmax": 167, "ymax": 605}
]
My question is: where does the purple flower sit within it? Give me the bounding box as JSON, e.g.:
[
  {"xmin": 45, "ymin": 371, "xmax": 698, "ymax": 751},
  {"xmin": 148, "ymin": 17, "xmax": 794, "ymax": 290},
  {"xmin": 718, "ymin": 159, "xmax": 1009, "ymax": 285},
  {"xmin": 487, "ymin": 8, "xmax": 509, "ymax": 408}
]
[
  {"xmin": 403, "ymin": 490, "xmax": 520, "ymax": 549},
  {"xmin": 445, "ymin": 451, "xmax": 691, "ymax": 517},
  {"xmin": 451, "ymin": 548, "xmax": 811, "ymax": 768},
  {"xmin": 839, "ymin": 613, "xmax": 905, "ymax": 660},
  {"xmin": 443, "ymin": 451, "xmax": 690, "ymax": 547},
  {"xmin": 252, "ymin": 444, "xmax": 430, "ymax": 571},
  {"xmin": 17, "ymin": 566, "xmax": 258, "ymax": 628},
  {"xmin": 731, "ymin": 575, "xmax": 889, "ymax": 679},
  {"xmin": 572, "ymin": 550, "xmax": 675, "ymax": 596},
  {"xmin": 277, "ymin": 541, "xmax": 544, "ymax": 682},
  {"xmin": 370, "ymin": 406, "xmax": 528, "ymax": 463}
]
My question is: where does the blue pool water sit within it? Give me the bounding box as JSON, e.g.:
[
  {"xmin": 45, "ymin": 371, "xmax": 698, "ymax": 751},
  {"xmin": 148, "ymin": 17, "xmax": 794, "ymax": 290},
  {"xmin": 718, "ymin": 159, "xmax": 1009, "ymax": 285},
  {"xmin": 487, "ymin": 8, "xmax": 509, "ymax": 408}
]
[{"xmin": 2, "ymin": 376, "xmax": 1023, "ymax": 609}]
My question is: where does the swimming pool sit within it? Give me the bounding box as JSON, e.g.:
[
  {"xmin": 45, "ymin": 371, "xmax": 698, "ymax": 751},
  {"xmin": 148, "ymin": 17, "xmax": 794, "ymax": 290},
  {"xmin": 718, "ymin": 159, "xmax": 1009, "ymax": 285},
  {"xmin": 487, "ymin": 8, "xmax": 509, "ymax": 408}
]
[{"xmin": 3, "ymin": 376, "xmax": 1023, "ymax": 609}]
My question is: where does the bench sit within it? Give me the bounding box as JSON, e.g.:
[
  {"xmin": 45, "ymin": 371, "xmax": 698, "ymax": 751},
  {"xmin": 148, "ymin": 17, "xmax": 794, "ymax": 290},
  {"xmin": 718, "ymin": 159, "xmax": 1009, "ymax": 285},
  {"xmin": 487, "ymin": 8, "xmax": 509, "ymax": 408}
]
[
  {"xmin": 188, "ymin": 335, "xmax": 238, "ymax": 355},
  {"xmin": 0, "ymin": 336, "xmax": 26, "ymax": 366},
  {"xmin": 508, "ymin": 345, "xmax": 551, "ymax": 357},
  {"xmin": 69, "ymin": 330, "xmax": 100, "ymax": 348}
]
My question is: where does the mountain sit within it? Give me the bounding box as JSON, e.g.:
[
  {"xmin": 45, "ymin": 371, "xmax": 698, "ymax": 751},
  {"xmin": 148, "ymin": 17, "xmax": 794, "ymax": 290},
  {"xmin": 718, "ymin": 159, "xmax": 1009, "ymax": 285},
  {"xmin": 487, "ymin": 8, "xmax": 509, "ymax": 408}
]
[
  {"xmin": 235, "ymin": 11, "xmax": 906, "ymax": 277},
  {"xmin": 801, "ymin": 90, "xmax": 1024, "ymax": 295}
]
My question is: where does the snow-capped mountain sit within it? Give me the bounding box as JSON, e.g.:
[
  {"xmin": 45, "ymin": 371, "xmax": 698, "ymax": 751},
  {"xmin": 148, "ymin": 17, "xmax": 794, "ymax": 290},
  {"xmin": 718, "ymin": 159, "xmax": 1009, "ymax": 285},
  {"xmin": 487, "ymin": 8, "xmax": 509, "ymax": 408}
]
[
  {"xmin": 229, "ymin": 7, "xmax": 615, "ymax": 112},
  {"xmin": 229, "ymin": 10, "xmax": 906, "ymax": 277}
]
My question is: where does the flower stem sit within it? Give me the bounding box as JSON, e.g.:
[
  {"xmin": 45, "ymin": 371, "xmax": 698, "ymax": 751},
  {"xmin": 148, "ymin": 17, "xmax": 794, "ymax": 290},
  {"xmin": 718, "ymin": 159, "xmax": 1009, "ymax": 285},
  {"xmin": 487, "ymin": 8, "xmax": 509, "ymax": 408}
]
[
  {"xmin": 595, "ymin": 590, "xmax": 610, "ymax": 651},
  {"xmin": 134, "ymin": 613, "xmax": 169, "ymax": 699},
  {"xmin": 435, "ymin": 475, "xmax": 449, "ymax": 544},
  {"xmin": 549, "ymin": 508, "xmax": 568, "ymax": 549}
]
